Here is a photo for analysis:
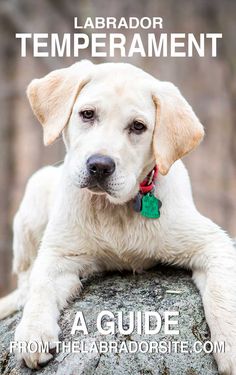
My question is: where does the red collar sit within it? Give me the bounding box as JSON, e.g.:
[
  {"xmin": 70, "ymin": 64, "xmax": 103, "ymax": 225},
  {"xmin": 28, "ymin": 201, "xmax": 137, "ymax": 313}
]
[{"xmin": 139, "ymin": 165, "xmax": 158, "ymax": 194}]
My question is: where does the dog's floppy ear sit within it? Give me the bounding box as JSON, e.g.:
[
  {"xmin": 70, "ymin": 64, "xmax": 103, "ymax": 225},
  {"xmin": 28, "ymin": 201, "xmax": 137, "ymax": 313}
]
[
  {"xmin": 27, "ymin": 60, "xmax": 93, "ymax": 145},
  {"xmin": 152, "ymin": 81, "xmax": 204, "ymax": 175}
]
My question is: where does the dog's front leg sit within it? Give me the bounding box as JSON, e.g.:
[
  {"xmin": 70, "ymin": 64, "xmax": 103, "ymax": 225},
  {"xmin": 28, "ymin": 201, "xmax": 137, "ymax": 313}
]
[
  {"xmin": 182, "ymin": 216, "xmax": 236, "ymax": 375},
  {"xmin": 14, "ymin": 228, "xmax": 95, "ymax": 369}
]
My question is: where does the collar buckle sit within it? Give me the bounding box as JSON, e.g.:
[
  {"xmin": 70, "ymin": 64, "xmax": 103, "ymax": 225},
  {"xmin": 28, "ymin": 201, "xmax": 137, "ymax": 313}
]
[{"xmin": 139, "ymin": 165, "xmax": 158, "ymax": 194}]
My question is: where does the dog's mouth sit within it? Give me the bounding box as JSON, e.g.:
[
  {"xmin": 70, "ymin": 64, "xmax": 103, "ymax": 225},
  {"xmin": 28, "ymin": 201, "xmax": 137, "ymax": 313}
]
[
  {"xmin": 83, "ymin": 179, "xmax": 111, "ymax": 195},
  {"xmin": 86, "ymin": 184, "xmax": 106, "ymax": 194},
  {"xmin": 78, "ymin": 175, "xmax": 120, "ymax": 198}
]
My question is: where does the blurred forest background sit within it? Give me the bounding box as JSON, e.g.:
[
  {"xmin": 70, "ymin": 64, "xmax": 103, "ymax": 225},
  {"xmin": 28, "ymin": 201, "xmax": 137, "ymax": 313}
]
[{"xmin": 0, "ymin": 0, "xmax": 235, "ymax": 296}]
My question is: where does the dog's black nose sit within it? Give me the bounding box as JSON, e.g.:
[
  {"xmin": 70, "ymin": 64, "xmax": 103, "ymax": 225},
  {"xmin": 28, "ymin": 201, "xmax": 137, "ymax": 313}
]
[{"xmin": 86, "ymin": 154, "xmax": 115, "ymax": 179}]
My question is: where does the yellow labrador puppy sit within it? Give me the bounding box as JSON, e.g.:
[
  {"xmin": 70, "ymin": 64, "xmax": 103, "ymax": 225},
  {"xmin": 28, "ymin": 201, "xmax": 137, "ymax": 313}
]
[{"xmin": 0, "ymin": 60, "xmax": 235, "ymax": 373}]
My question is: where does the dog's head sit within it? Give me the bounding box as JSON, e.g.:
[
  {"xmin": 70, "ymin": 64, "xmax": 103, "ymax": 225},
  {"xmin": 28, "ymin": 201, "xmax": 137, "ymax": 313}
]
[{"xmin": 27, "ymin": 60, "xmax": 204, "ymax": 204}]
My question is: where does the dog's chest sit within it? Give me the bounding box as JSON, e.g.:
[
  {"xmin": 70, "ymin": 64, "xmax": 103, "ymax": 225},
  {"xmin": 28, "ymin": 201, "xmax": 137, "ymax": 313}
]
[{"xmin": 79, "ymin": 196, "xmax": 164, "ymax": 267}]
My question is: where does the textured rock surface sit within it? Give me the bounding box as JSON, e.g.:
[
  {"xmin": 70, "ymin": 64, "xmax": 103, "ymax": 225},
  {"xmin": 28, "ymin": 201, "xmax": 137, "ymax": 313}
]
[{"xmin": 0, "ymin": 266, "xmax": 218, "ymax": 375}]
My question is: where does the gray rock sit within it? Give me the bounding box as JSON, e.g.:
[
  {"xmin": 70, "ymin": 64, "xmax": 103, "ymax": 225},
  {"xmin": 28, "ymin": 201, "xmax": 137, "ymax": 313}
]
[{"xmin": 0, "ymin": 266, "xmax": 218, "ymax": 375}]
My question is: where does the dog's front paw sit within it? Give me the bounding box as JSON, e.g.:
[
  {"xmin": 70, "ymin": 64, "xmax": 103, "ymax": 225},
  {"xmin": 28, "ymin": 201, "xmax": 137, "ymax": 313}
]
[{"xmin": 14, "ymin": 316, "xmax": 60, "ymax": 369}]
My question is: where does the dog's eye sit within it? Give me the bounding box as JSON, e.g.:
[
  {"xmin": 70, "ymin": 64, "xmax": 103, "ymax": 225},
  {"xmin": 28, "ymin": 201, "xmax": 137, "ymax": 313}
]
[
  {"xmin": 80, "ymin": 109, "xmax": 95, "ymax": 121},
  {"xmin": 129, "ymin": 121, "xmax": 147, "ymax": 135}
]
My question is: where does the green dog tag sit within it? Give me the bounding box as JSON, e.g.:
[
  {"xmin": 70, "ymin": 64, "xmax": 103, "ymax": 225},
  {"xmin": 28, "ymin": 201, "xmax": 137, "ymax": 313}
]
[{"xmin": 140, "ymin": 193, "xmax": 161, "ymax": 219}]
